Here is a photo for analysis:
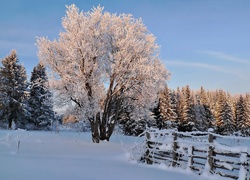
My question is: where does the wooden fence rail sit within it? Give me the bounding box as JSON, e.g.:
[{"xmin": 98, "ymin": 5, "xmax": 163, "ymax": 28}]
[{"xmin": 142, "ymin": 129, "xmax": 250, "ymax": 180}]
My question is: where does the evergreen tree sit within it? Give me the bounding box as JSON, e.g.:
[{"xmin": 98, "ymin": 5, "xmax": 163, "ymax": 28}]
[
  {"xmin": 152, "ymin": 100, "xmax": 162, "ymax": 129},
  {"xmin": 176, "ymin": 87, "xmax": 183, "ymax": 124},
  {"xmin": 221, "ymin": 100, "xmax": 235, "ymax": 135},
  {"xmin": 214, "ymin": 90, "xmax": 226, "ymax": 134},
  {"xmin": 159, "ymin": 86, "xmax": 171, "ymax": 121},
  {"xmin": 235, "ymin": 95, "xmax": 250, "ymax": 136},
  {"xmin": 169, "ymin": 89, "xmax": 178, "ymax": 127},
  {"xmin": 198, "ymin": 87, "xmax": 214, "ymax": 131},
  {"xmin": 178, "ymin": 85, "xmax": 194, "ymax": 131},
  {"xmin": 158, "ymin": 87, "xmax": 178, "ymax": 129},
  {"xmin": 0, "ymin": 50, "xmax": 29, "ymax": 129},
  {"xmin": 29, "ymin": 63, "xmax": 54, "ymax": 129}
]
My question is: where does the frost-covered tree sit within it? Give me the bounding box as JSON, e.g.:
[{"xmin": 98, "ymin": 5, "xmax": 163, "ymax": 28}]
[
  {"xmin": 159, "ymin": 86, "xmax": 171, "ymax": 128},
  {"xmin": 221, "ymin": 100, "xmax": 235, "ymax": 135},
  {"xmin": 37, "ymin": 5, "xmax": 169, "ymax": 142},
  {"xmin": 214, "ymin": 90, "xmax": 226, "ymax": 133},
  {"xmin": 29, "ymin": 63, "xmax": 55, "ymax": 129},
  {"xmin": 169, "ymin": 89, "xmax": 178, "ymax": 127},
  {"xmin": 178, "ymin": 85, "xmax": 194, "ymax": 131},
  {"xmin": 118, "ymin": 101, "xmax": 152, "ymax": 136},
  {"xmin": 235, "ymin": 95, "xmax": 250, "ymax": 136},
  {"xmin": 152, "ymin": 101, "xmax": 162, "ymax": 129},
  {"xmin": 176, "ymin": 87, "xmax": 184, "ymax": 124},
  {"xmin": 0, "ymin": 50, "xmax": 29, "ymax": 128},
  {"xmin": 194, "ymin": 87, "xmax": 214, "ymax": 131}
]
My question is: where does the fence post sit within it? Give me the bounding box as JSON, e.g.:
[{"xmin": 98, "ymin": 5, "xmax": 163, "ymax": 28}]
[
  {"xmin": 172, "ymin": 132, "xmax": 177, "ymax": 167},
  {"xmin": 189, "ymin": 146, "xmax": 194, "ymax": 170},
  {"xmin": 239, "ymin": 152, "xmax": 248, "ymax": 180},
  {"xmin": 207, "ymin": 133, "xmax": 214, "ymax": 173},
  {"xmin": 145, "ymin": 131, "xmax": 152, "ymax": 164}
]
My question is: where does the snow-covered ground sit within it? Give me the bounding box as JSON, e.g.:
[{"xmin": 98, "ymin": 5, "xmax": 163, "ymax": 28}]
[{"xmin": 0, "ymin": 130, "xmax": 225, "ymax": 180}]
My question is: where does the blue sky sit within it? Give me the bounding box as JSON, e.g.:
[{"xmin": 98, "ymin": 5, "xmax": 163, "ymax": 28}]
[{"xmin": 1, "ymin": 0, "xmax": 250, "ymax": 94}]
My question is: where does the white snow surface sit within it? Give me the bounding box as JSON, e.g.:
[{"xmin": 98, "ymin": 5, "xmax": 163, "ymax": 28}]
[{"xmin": 0, "ymin": 130, "xmax": 225, "ymax": 180}]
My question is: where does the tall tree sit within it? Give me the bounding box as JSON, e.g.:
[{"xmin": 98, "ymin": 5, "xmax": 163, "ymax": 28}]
[
  {"xmin": 152, "ymin": 100, "xmax": 163, "ymax": 129},
  {"xmin": 169, "ymin": 89, "xmax": 178, "ymax": 127},
  {"xmin": 37, "ymin": 5, "xmax": 169, "ymax": 142},
  {"xmin": 195, "ymin": 87, "xmax": 214, "ymax": 131},
  {"xmin": 178, "ymin": 85, "xmax": 194, "ymax": 131},
  {"xmin": 159, "ymin": 86, "xmax": 171, "ymax": 128},
  {"xmin": 176, "ymin": 87, "xmax": 184, "ymax": 125},
  {"xmin": 214, "ymin": 90, "xmax": 226, "ymax": 133},
  {"xmin": 0, "ymin": 50, "xmax": 29, "ymax": 128},
  {"xmin": 221, "ymin": 100, "xmax": 235, "ymax": 135},
  {"xmin": 235, "ymin": 95, "xmax": 250, "ymax": 136},
  {"xmin": 29, "ymin": 63, "xmax": 55, "ymax": 129}
]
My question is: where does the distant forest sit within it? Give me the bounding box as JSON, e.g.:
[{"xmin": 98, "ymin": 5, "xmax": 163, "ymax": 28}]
[{"xmin": 150, "ymin": 85, "xmax": 250, "ymax": 136}]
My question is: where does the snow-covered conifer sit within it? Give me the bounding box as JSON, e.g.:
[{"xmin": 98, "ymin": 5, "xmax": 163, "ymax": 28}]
[
  {"xmin": 29, "ymin": 62, "xmax": 55, "ymax": 129},
  {"xmin": 221, "ymin": 98, "xmax": 235, "ymax": 135},
  {"xmin": 195, "ymin": 87, "xmax": 214, "ymax": 131},
  {"xmin": 0, "ymin": 50, "xmax": 29, "ymax": 128},
  {"xmin": 235, "ymin": 95, "xmax": 250, "ymax": 136},
  {"xmin": 169, "ymin": 89, "xmax": 178, "ymax": 127},
  {"xmin": 178, "ymin": 85, "xmax": 194, "ymax": 131}
]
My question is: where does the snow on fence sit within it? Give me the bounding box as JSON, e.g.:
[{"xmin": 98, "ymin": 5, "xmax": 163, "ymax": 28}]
[{"xmin": 135, "ymin": 128, "xmax": 250, "ymax": 180}]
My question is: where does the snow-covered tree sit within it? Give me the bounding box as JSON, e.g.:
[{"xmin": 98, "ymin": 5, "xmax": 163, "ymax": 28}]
[
  {"xmin": 29, "ymin": 63, "xmax": 55, "ymax": 129},
  {"xmin": 159, "ymin": 87, "xmax": 171, "ymax": 127},
  {"xmin": 176, "ymin": 87, "xmax": 183, "ymax": 125},
  {"xmin": 235, "ymin": 95, "xmax": 250, "ymax": 136},
  {"xmin": 158, "ymin": 87, "xmax": 178, "ymax": 129},
  {"xmin": 152, "ymin": 100, "xmax": 162, "ymax": 129},
  {"xmin": 221, "ymin": 100, "xmax": 235, "ymax": 135},
  {"xmin": 37, "ymin": 5, "xmax": 169, "ymax": 142},
  {"xmin": 169, "ymin": 89, "xmax": 178, "ymax": 127},
  {"xmin": 213, "ymin": 90, "xmax": 226, "ymax": 133},
  {"xmin": 178, "ymin": 85, "xmax": 194, "ymax": 131},
  {"xmin": 194, "ymin": 87, "xmax": 214, "ymax": 131},
  {"xmin": 0, "ymin": 50, "xmax": 29, "ymax": 128}
]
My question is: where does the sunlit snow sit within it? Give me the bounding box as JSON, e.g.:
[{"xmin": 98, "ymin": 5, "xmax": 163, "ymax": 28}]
[{"xmin": 0, "ymin": 130, "xmax": 224, "ymax": 180}]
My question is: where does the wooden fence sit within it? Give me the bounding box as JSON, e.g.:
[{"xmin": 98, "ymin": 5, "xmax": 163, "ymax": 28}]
[{"xmin": 141, "ymin": 129, "xmax": 250, "ymax": 180}]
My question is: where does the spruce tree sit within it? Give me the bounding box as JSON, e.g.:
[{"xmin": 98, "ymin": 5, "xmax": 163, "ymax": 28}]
[
  {"xmin": 199, "ymin": 87, "xmax": 214, "ymax": 131},
  {"xmin": 0, "ymin": 50, "xmax": 29, "ymax": 129},
  {"xmin": 178, "ymin": 85, "xmax": 194, "ymax": 131},
  {"xmin": 214, "ymin": 90, "xmax": 226, "ymax": 134},
  {"xmin": 221, "ymin": 100, "xmax": 235, "ymax": 135},
  {"xmin": 159, "ymin": 86, "xmax": 171, "ymax": 128},
  {"xmin": 235, "ymin": 95, "xmax": 250, "ymax": 136},
  {"xmin": 158, "ymin": 86, "xmax": 178, "ymax": 129},
  {"xmin": 152, "ymin": 100, "xmax": 162, "ymax": 129},
  {"xmin": 176, "ymin": 87, "xmax": 183, "ymax": 124},
  {"xmin": 169, "ymin": 89, "xmax": 178, "ymax": 127},
  {"xmin": 29, "ymin": 63, "xmax": 55, "ymax": 129}
]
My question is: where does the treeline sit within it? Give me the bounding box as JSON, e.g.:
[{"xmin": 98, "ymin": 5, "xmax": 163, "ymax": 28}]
[
  {"xmin": 1, "ymin": 51, "xmax": 250, "ymax": 137},
  {"xmin": 119, "ymin": 85, "xmax": 250, "ymax": 137},
  {"xmin": 152, "ymin": 85, "xmax": 250, "ymax": 136},
  {"xmin": 0, "ymin": 50, "xmax": 55, "ymax": 130}
]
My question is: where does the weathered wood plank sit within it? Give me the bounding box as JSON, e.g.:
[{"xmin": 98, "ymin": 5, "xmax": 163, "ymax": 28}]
[{"xmin": 143, "ymin": 129, "xmax": 250, "ymax": 180}]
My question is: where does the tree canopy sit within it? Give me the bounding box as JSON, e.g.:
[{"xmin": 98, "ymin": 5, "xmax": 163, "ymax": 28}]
[{"xmin": 37, "ymin": 4, "xmax": 169, "ymax": 142}]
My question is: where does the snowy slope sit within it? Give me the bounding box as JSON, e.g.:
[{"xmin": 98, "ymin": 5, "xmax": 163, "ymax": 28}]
[{"xmin": 0, "ymin": 130, "xmax": 224, "ymax": 180}]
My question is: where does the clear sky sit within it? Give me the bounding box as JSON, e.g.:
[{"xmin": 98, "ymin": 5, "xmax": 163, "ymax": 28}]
[{"xmin": 1, "ymin": 0, "xmax": 250, "ymax": 94}]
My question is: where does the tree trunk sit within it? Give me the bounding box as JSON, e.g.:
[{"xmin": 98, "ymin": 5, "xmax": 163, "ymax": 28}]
[
  {"xmin": 90, "ymin": 115, "xmax": 100, "ymax": 143},
  {"xmin": 100, "ymin": 98, "xmax": 112, "ymax": 141},
  {"xmin": 106, "ymin": 98, "xmax": 121, "ymax": 141}
]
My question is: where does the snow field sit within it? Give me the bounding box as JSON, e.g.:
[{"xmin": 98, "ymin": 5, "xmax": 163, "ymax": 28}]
[{"xmin": 0, "ymin": 130, "xmax": 224, "ymax": 180}]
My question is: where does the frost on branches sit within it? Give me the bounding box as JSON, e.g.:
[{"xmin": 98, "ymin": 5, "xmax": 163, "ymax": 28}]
[{"xmin": 37, "ymin": 4, "xmax": 169, "ymax": 143}]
